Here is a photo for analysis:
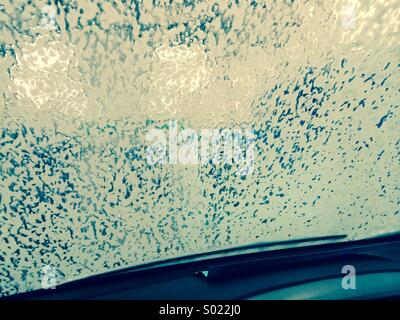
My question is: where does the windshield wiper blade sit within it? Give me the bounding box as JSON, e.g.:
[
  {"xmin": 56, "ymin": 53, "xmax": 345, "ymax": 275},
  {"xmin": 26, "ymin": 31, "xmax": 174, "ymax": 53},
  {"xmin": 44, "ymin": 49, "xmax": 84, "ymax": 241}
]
[
  {"xmin": 204, "ymin": 234, "xmax": 348, "ymax": 256},
  {"xmin": 104, "ymin": 234, "xmax": 349, "ymax": 277},
  {"xmin": 193, "ymin": 234, "xmax": 348, "ymax": 279},
  {"xmin": 360, "ymin": 230, "xmax": 400, "ymax": 241}
]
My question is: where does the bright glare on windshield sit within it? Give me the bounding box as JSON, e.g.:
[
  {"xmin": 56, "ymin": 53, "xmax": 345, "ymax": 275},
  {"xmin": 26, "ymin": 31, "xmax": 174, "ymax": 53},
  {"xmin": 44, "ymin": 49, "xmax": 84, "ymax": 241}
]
[{"xmin": 0, "ymin": 0, "xmax": 399, "ymax": 297}]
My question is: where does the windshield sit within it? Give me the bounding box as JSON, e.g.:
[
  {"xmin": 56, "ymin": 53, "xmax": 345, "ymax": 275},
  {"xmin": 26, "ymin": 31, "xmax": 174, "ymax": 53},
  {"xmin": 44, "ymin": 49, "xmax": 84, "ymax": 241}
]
[{"xmin": 0, "ymin": 0, "xmax": 399, "ymax": 297}]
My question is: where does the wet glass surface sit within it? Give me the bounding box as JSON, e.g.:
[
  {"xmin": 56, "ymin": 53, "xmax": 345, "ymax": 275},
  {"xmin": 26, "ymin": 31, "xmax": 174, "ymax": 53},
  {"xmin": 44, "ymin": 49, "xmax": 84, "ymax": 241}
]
[{"xmin": 0, "ymin": 0, "xmax": 399, "ymax": 296}]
